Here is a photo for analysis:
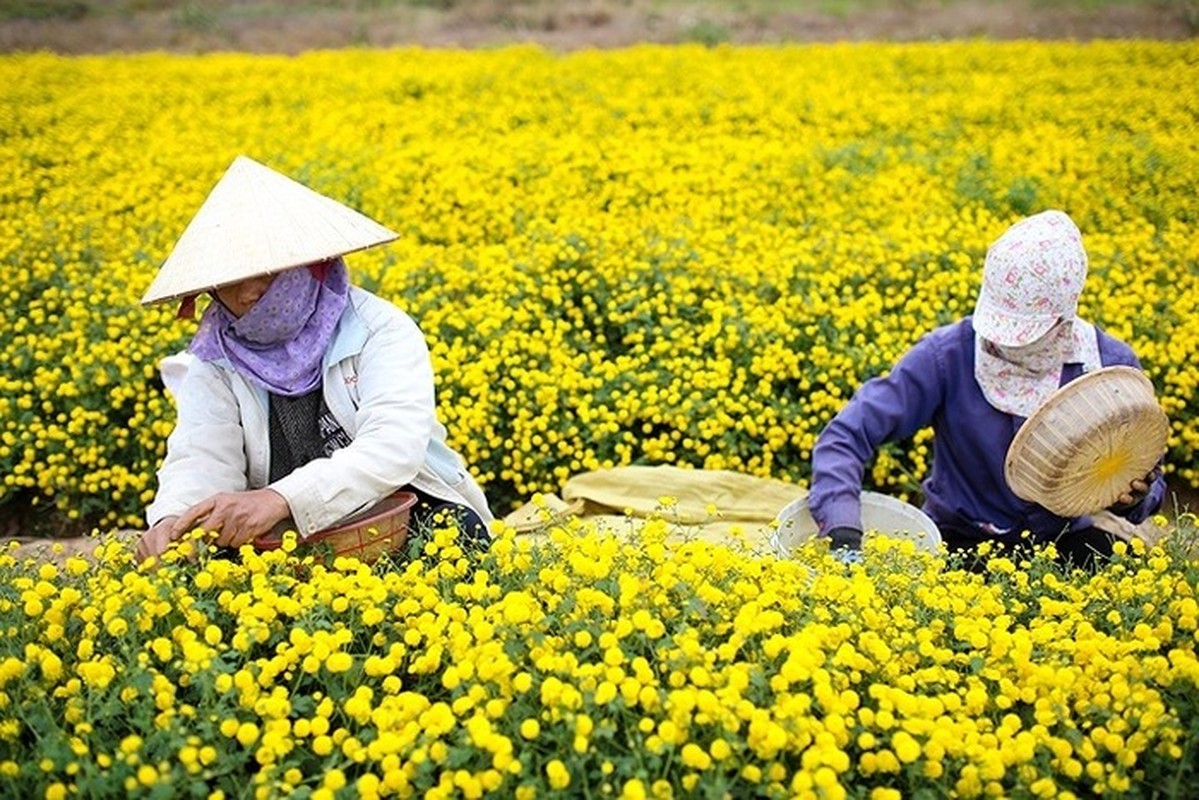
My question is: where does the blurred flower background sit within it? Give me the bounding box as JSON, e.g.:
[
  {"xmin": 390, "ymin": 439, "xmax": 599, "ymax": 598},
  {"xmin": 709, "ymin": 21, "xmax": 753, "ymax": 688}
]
[{"xmin": 1, "ymin": 39, "xmax": 1197, "ymax": 532}]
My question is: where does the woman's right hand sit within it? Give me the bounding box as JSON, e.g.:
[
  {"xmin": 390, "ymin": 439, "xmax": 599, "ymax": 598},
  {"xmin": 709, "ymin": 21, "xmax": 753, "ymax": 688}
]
[
  {"xmin": 827, "ymin": 526, "xmax": 864, "ymax": 551},
  {"xmin": 825, "ymin": 526, "xmax": 864, "ymax": 564}
]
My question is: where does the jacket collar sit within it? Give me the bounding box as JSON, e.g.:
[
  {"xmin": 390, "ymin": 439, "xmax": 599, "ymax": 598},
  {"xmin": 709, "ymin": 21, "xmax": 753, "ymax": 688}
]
[{"xmin": 323, "ymin": 294, "xmax": 369, "ymax": 369}]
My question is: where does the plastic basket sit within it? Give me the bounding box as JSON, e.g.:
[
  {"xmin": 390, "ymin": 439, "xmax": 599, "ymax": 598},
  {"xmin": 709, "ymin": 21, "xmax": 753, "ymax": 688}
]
[
  {"xmin": 254, "ymin": 490, "xmax": 418, "ymax": 563},
  {"xmin": 770, "ymin": 490, "xmax": 942, "ymax": 557}
]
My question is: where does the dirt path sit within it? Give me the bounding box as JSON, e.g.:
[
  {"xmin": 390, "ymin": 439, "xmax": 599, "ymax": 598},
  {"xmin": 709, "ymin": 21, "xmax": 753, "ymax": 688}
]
[{"xmin": 1, "ymin": 0, "xmax": 1194, "ymax": 55}]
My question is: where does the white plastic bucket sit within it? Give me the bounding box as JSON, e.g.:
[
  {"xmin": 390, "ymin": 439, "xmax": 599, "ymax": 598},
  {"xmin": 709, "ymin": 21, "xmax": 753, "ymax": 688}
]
[{"xmin": 771, "ymin": 491, "xmax": 942, "ymax": 557}]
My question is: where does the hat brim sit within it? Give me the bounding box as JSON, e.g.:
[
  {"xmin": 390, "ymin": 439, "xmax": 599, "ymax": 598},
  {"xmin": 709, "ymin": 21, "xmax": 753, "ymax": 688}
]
[
  {"xmin": 973, "ymin": 293, "xmax": 1060, "ymax": 348},
  {"xmin": 146, "ymin": 247, "xmax": 388, "ymax": 307}
]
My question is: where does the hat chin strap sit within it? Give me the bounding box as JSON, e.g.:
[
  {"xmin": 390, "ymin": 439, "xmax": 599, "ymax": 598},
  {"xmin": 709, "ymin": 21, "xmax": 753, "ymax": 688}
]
[
  {"xmin": 177, "ymin": 295, "xmax": 198, "ymax": 320},
  {"xmin": 308, "ymin": 260, "xmax": 333, "ymax": 283}
]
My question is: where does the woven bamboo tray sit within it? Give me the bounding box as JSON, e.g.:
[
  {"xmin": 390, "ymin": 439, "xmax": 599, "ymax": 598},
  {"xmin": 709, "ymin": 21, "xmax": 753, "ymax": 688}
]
[{"xmin": 1004, "ymin": 366, "xmax": 1169, "ymax": 517}]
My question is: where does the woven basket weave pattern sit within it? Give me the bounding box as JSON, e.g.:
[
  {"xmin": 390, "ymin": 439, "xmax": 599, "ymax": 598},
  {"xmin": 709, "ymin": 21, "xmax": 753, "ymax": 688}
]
[{"xmin": 1005, "ymin": 367, "xmax": 1168, "ymax": 517}]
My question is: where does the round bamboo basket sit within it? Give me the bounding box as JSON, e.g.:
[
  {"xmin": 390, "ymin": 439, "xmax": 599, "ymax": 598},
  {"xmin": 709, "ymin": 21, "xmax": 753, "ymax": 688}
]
[
  {"xmin": 1004, "ymin": 366, "xmax": 1168, "ymax": 517},
  {"xmin": 770, "ymin": 491, "xmax": 942, "ymax": 557},
  {"xmin": 254, "ymin": 490, "xmax": 417, "ymax": 563}
]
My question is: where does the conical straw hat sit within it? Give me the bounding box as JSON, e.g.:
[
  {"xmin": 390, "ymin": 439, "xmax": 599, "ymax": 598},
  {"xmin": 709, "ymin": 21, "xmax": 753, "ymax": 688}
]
[
  {"xmin": 1004, "ymin": 366, "xmax": 1169, "ymax": 517},
  {"xmin": 141, "ymin": 156, "xmax": 399, "ymax": 305}
]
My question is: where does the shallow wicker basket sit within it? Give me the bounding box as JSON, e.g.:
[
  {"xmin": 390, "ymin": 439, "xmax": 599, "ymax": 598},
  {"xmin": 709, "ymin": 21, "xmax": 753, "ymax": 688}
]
[
  {"xmin": 254, "ymin": 490, "xmax": 418, "ymax": 563},
  {"xmin": 770, "ymin": 491, "xmax": 942, "ymax": 558},
  {"xmin": 1004, "ymin": 366, "xmax": 1169, "ymax": 517}
]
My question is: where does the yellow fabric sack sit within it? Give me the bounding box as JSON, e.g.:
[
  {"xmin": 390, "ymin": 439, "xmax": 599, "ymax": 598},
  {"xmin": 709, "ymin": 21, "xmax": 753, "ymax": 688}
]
[
  {"xmin": 561, "ymin": 465, "xmax": 803, "ymax": 523},
  {"xmin": 502, "ymin": 465, "xmax": 805, "ymax": 548}
]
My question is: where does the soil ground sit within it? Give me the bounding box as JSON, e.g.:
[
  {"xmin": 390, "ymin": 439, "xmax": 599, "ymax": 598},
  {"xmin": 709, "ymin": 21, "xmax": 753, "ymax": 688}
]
[{"xmin": 1, "ymin": 0, "xmax": 1195, "ymax": 54}]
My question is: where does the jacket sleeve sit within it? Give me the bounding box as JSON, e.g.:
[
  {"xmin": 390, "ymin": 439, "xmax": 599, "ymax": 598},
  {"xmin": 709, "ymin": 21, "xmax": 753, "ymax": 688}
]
[
  {"xmin": 144, "ymin": 358, "xmax": 250, "ymax": 526},
  {"xmin": 269, "ymin": 309, "xmax": 437, "ymax": 535},
  {"xmin": 809, "ymin": 334, "xmax": 947, "ymax": 532}
]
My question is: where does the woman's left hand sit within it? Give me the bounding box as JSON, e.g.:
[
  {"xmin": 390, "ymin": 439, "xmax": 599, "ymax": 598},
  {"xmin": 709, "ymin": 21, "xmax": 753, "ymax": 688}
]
[
  {"xmin": 1112, "ymin": 467, "xmax": 1159, "ymax": 508},
  {"xmin": 172, "ymin": 489, "xmax": 292, "ymax": 548}
]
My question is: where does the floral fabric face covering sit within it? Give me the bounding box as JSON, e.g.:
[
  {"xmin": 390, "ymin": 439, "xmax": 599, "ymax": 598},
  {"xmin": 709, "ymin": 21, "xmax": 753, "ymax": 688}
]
[
  {"xmin": 974, "ymin": 318, "xmax": 1100, "ymax": 416},
  {"xmin": 189, "ymin": 258, "xmax": 350, "ymax": 396}
]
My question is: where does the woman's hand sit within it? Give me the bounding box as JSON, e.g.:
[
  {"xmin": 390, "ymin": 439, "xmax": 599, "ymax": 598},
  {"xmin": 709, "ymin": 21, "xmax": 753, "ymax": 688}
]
[
  {"xmin": 136, "ymin": 516, "xmax": 181, "ymax": 562},
  {"xmin": 1111, "ymin": 467, "xmax": 1160, "ymax": 509},
  {"xmin": 824, "ymin": 526, "xmax": 864, "ymax": 564},
  {"xmin": 170, "ymin": 489, "xmax": 293, "ymax": 549}
]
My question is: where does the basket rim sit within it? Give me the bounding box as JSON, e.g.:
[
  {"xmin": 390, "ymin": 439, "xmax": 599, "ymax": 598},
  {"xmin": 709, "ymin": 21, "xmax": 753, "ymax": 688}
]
[
  {"xmin": 772, "ymin": 490, "xmax": 942, "ymax": 556},
  {"xmin": 253, "ymin": 489, "xmax": 418, "ymax": 550}
]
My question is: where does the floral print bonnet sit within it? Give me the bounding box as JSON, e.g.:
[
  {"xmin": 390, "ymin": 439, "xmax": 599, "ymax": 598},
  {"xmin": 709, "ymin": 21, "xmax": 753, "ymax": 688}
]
[{"xmin": 972, "ymin": 211, "xmax": 1100, "ymax": 416}]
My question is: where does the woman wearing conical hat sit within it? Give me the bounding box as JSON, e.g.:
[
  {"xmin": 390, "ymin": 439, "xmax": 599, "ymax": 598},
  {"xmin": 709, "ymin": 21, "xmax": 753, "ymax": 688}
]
[
  {"xmin": 136, "ymin": 156, "xmax": 492, "ymax": 561},
  {"xmin": 807, "ymin": 210, "xmax": 1166, "ymax": 569}
]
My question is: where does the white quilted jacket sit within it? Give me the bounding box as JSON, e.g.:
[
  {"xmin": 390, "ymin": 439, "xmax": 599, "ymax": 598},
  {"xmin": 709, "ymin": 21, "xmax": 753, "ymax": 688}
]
[{"xmin": 145, "ymin": 288, "xmax": 492, "ymax": 535}]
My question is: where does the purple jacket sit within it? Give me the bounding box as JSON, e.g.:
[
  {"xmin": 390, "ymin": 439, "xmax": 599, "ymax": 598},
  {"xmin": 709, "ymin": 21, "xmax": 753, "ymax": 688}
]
[{"xmin": 810, "ymin": 317, "xmax": 1166, "ymax": 543}]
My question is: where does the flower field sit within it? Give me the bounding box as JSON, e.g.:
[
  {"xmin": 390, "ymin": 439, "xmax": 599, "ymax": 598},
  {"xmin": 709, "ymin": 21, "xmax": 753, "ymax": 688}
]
[
  {"xmin": 2, "ymin": 40, "xmax": 1199, "ymax": 799},
  {"xmin": 1, "ymin": 43, "xmax": 1198, "ymax": 531},
  {"xmin": 3, "ymin": 518, "xmax": 1199, "ymax": 799}
]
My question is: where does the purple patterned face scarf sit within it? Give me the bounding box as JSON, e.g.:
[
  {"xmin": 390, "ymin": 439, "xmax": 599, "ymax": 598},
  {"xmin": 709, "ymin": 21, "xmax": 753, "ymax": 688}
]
[{"xmin": 189, "ymin": 258, "xmax": 350, "ymax": 396}]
